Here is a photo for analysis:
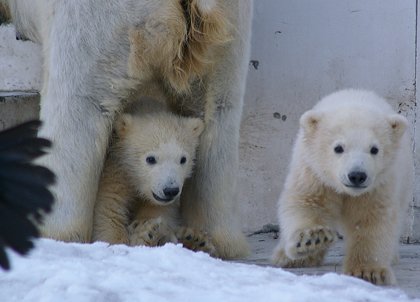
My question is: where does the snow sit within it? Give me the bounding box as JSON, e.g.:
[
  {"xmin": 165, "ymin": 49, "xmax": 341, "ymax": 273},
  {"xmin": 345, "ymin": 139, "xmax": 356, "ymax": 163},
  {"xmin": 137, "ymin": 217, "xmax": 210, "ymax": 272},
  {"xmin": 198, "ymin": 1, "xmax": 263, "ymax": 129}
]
[{"xmin": 0, "ymin": 239, "xmax": 417, "ymax": 302}]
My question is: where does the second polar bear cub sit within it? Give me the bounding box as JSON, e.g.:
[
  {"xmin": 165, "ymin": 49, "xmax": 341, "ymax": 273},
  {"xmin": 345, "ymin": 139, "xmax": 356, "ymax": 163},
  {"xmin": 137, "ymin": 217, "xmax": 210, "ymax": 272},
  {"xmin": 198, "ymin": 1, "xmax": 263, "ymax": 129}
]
[
  {"xmin": 271, "ymin": 89, "xmax": 412, "ymax": 286},
  {"xmin": 92, "ymin": 101, "xmax": 215, "ymax": 255}
]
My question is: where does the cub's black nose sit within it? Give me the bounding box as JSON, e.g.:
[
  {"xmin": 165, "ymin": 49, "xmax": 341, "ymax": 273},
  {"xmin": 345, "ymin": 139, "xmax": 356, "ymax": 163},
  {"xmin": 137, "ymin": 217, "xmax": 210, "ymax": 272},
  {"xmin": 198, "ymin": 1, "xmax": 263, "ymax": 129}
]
[
  {"xmin": 348, "ymin": 172, "xmax": 367, "ymax": 186},
  {"xmin": 163, "ymin": 187, "xmax": 180, "ymax": 199}
]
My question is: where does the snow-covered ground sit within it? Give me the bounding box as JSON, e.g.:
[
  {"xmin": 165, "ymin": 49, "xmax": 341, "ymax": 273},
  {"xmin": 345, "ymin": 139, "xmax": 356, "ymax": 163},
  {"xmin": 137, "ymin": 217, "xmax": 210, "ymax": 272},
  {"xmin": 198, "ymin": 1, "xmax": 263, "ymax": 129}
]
[{"xmin": 0, "ymin": 239, "xmax": 417, "ymax": 302}]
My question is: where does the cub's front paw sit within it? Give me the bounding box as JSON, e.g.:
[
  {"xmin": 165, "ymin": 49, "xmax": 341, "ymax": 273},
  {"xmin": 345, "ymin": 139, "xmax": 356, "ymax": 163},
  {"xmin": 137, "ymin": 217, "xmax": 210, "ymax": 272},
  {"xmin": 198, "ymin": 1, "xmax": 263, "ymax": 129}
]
[
  {"xmin": 286, "ymin": 226, "xmax": 337, "ymax": 259},
  {"xmin": 128, "ymin": 217, "xmax": 177, "ymax": 247},
  {"xmin": 176, "ymin": 227, "xmax": 217, "ymax": 257},
  {"xmin": 271, "ymin": 244, "xmax": 325, "ymax": 268},
  {"xmin": 345, "ymin": 265, "xmax": 397, "ymax": 286}
]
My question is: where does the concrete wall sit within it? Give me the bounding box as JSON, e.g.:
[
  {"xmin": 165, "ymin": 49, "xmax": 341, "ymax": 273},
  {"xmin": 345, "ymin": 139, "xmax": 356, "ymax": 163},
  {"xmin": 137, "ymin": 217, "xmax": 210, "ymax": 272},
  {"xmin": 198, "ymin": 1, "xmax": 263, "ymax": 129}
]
[
  {"xmin": 1, "ymin": 1, "xmax": 419, "ymax": 240},
  {"xmin": 0, "ymin": 24, "xmax": 42, "ymax": 128},
  {"xmin": 0, "ymin": 25, "xmax": 42, "ymax": 92}
]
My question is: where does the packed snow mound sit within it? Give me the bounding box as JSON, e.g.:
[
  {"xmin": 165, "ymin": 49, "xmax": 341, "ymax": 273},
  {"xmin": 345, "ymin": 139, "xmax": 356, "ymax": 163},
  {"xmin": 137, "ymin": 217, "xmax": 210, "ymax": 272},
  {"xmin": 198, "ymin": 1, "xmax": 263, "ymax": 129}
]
[{"xmin": 0, "ymin": 239, "xmax": 415, "ymax": 302}]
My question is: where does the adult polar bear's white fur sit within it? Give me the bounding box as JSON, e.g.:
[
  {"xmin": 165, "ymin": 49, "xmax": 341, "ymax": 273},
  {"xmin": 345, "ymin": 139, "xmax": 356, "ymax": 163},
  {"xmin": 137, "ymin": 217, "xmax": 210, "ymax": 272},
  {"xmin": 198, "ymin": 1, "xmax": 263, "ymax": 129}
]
[
  {"xmin": 0, "ymin": 0, "xmax": 253, "ymax": 258},
  {"xmin": 271, "ymin": 89, "xmax": 413, "ymax": 285}
]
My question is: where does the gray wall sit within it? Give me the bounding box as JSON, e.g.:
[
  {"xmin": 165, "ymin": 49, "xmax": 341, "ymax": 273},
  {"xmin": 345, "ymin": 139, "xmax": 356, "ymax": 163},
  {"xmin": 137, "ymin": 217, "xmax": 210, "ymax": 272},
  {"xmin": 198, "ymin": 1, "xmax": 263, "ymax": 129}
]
[{"xmin": 1, "ymin": 1, "xmax": 419, "ymax": 240}]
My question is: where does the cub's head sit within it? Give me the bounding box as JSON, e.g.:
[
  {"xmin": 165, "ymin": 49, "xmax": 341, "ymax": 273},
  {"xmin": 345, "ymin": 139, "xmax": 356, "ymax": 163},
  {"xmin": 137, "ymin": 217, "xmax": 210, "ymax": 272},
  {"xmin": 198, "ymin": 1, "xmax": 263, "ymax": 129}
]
[
  {"xmin": 300, "ymin": 103, "xmax": 407, "ymax": 197},
  {"xmin": 114, "ymin": 112, "xmax": 204, "ymax": 205}
]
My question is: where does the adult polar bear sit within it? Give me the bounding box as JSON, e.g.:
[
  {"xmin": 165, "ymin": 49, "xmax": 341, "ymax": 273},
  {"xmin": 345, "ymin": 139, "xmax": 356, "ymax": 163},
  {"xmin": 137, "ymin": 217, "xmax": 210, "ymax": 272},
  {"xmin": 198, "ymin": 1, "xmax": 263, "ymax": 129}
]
[{"xmin": 0, "ymin": 0, "xmax": 253, "ymax": 258}]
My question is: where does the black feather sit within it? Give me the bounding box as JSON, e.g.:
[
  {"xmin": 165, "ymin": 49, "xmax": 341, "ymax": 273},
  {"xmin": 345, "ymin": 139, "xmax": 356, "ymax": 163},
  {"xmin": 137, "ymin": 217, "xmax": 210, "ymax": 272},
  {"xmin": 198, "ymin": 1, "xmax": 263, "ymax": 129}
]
[
  {"xmin": 0, "ymin": 120, "xmax": 55, "ymax": 270},
  {"xmin": 0, "ymin": 238, "xmax": 10, "ymax": 270}
]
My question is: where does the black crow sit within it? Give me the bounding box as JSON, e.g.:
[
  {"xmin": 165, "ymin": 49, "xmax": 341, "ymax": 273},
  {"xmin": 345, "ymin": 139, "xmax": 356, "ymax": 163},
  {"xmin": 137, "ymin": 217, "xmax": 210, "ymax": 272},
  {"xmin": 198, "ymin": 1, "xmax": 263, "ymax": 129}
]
[{"xmin": 0, "ymin": 120, "xmax": 55, "ymax": 269}]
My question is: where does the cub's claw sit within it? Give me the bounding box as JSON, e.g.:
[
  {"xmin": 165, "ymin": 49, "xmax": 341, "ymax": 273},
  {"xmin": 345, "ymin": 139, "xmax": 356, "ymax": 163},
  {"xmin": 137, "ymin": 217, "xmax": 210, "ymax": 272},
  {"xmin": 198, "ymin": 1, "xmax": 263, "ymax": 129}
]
[
  {"xmin": 176, "ymin": 227, "xmax": 217, "ymax": 257},
  {"xmin": 286, "ymin": 226, "xmax": 337, "ymax": 259},
  {"xmin": 128, "ymin": 217, "xmax": 177, "ymax": 247},
  {"xmin": 271, "ymin": 245, "xmax": 326, "ymax": 268},
  {"xmin": 345, "ymin": 266, "xmax": 397, "ymax": 286}
]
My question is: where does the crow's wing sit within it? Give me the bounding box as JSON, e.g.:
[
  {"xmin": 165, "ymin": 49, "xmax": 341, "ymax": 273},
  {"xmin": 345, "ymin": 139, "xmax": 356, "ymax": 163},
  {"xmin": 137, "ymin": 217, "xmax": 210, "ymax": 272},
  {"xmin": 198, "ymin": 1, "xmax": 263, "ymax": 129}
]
[{"xmin": 0, "ymin": 120, "xmax": 55, "ymax": 269}]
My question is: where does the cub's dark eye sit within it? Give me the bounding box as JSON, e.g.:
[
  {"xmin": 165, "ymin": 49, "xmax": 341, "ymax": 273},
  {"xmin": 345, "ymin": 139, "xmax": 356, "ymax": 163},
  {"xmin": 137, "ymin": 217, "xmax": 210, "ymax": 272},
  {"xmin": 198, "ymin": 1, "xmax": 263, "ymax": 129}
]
[
  {"xmin": 146, "ymin": 156, "xmax": 156, "ymax": 165},
  {"xmin": 180, "ymin": 157, "xmax": 187, "ymax": 164},
  {"xmin": 370, "ymin": 147, "xmax": 379, "ymax": 155},
  {"xmin": 334, "ymin": 146, "xmax": 344, "ymax": 154}
]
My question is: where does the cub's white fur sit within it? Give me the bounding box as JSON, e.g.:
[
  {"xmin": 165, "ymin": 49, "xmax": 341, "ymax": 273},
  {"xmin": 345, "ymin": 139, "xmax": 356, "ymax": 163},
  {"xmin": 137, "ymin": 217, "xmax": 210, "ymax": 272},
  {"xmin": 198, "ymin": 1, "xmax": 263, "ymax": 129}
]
[
  {"xmin": 271, "ymin": 89, "xmax": 413, "ymax": 286},
  {"xmin": 92, "ymin": 100, "xmax": 216, "ymax": 255}
]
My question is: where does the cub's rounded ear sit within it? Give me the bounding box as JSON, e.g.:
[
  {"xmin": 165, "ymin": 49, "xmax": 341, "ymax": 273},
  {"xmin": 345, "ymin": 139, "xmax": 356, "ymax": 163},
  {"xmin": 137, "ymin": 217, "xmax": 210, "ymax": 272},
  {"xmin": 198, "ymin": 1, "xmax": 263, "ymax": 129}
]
[
  {"xmin": 387, "ymin": 114, "xmax": 408, "ymax": 140},
  {"xmin": 115, "ymin": 114, "xmax": 134, "ymax": 135},
  {"xmin": 300, "ymin": 110, "xmax": 323, "ymax": 136},
  {"xmin": 185, "ymin": 118, "xmax": 205, "ymax": 138}
]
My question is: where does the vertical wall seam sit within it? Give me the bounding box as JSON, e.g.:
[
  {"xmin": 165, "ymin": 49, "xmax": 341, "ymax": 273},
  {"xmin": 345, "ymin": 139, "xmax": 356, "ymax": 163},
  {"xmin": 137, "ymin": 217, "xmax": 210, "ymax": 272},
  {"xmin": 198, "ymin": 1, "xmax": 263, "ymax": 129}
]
[{"xmin": 412, "ymin": 0, "xmax": 419, "ymax": 241}]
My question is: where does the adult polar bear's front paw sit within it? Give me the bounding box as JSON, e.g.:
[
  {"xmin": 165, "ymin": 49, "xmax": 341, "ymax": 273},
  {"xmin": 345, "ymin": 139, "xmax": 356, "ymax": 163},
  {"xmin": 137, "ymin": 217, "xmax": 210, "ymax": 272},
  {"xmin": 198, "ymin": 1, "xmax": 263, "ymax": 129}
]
[
  {"xmin": 286, "ymin": 226, "xmax": 337, "ymax": 260},
  {"xmin": 128, "ymin": 217, "xmax": 177, "ymax": 247},
  {"xmin": 176, "ymin": 227, "xmax": 217, "ymax": 257},
  {"xmin": 345, "ymin": 265, "xmax": 397, "ymax": 286}
]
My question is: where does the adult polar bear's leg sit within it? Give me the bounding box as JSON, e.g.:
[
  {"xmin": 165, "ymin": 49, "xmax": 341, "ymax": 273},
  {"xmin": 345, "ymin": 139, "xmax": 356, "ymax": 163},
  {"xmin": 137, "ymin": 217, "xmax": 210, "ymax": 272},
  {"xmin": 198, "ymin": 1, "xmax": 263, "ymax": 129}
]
[
  {"xmin": 38, "ymin": 97, "xmax": 112, "ymax": 242},
  {"xmin": 37, "ymin": 2, "xmax": 134, "ymax": 242},
  {"xmin": 180, "ymin": 0, "xmax": 253, "ymax": 259}
]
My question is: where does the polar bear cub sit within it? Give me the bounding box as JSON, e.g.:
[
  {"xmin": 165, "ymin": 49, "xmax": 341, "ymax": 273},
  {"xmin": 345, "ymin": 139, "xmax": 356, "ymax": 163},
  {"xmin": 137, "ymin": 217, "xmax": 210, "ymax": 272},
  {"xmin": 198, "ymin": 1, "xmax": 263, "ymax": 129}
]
[
  {"xmin": 271, "ymin": 89, "xmax": 413, "ymax": 286},
  {"xmin": 92, "ymin": 102, "xmax": 215, "ymax": 255}
]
